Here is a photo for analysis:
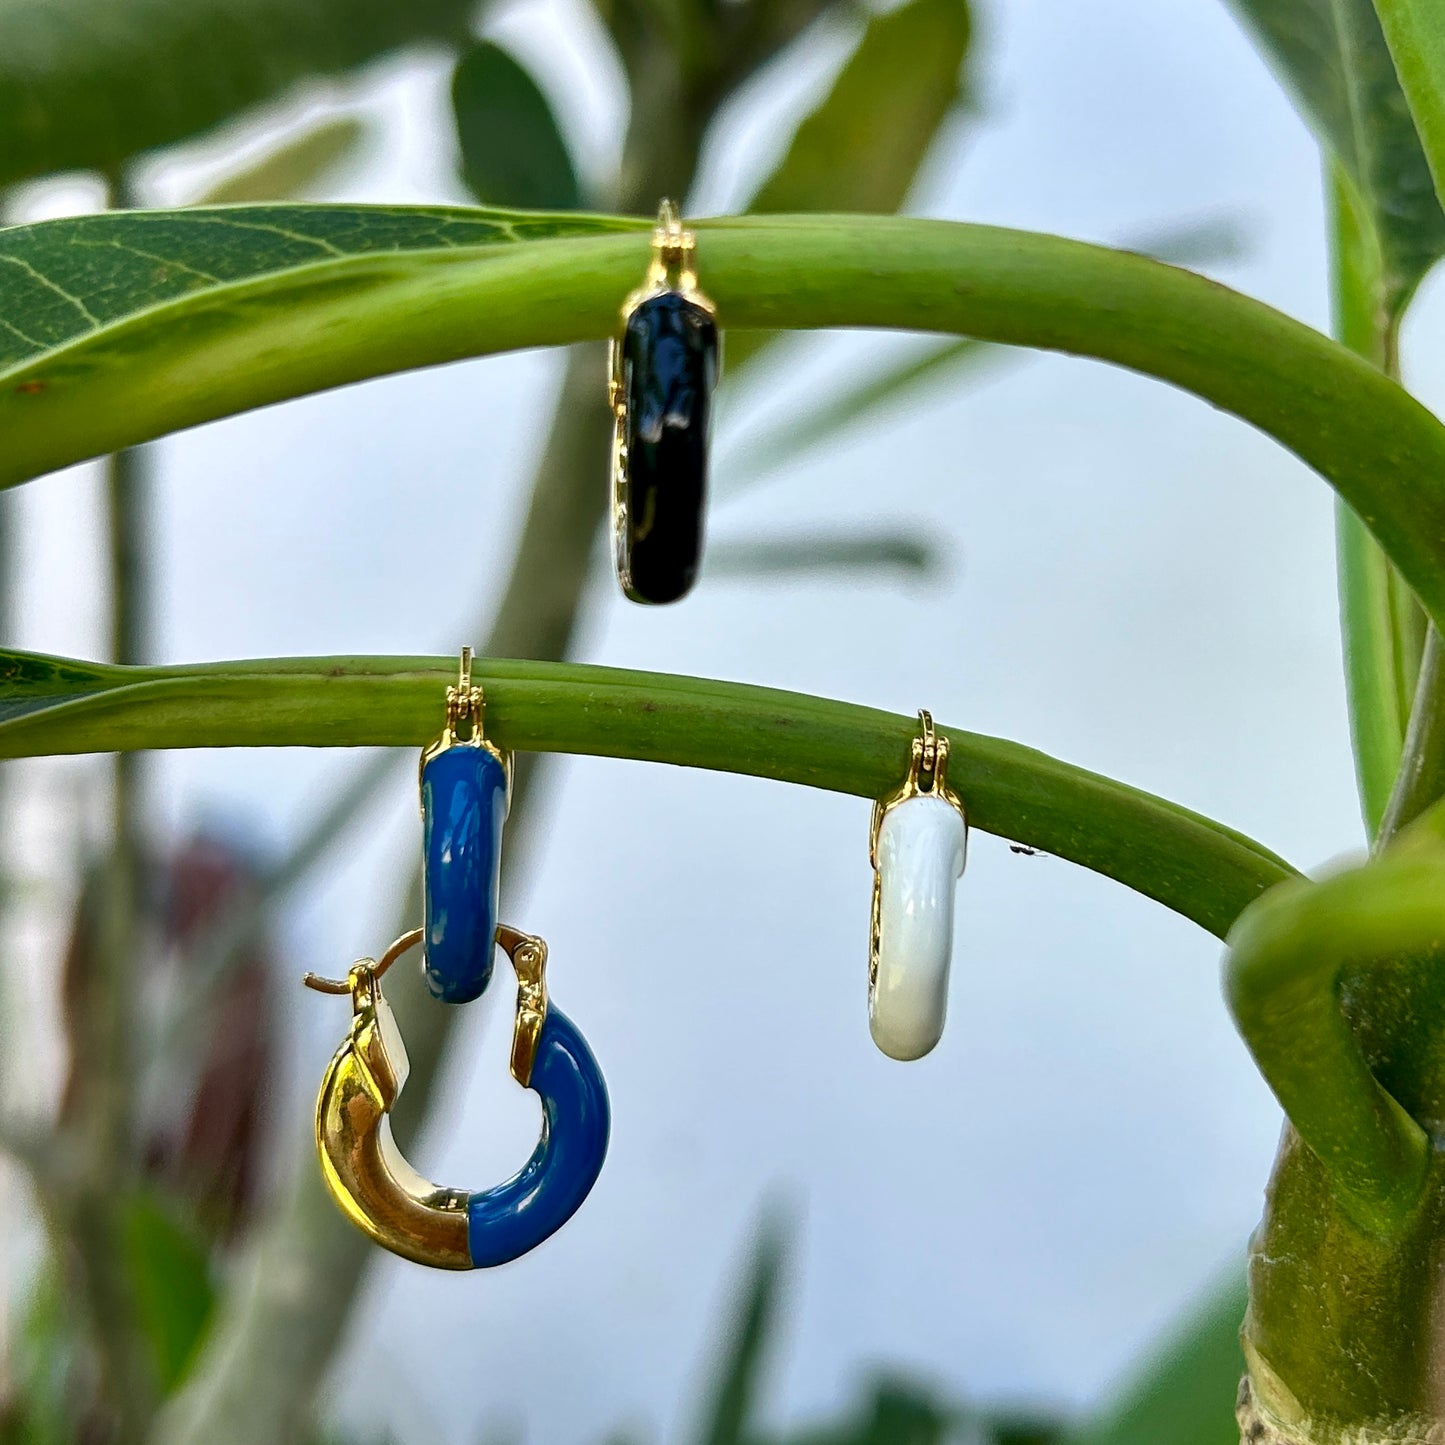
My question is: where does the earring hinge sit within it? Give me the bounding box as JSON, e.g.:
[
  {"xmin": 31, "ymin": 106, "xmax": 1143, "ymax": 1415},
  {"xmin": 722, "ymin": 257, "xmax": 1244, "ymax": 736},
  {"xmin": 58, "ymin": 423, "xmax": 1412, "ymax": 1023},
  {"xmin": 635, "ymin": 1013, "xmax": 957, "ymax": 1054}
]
[{"xmin": 869, "ymin": 710, "xmax": 963, "ymax": 869}]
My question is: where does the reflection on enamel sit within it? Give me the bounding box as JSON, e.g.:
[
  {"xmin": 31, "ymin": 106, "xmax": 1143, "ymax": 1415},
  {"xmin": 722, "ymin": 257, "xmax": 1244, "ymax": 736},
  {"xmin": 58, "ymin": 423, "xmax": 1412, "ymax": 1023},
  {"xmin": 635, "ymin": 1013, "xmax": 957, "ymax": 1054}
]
[{"xmin": 870, "ymin": 794, "xmax": 967, "ymax": 1061}]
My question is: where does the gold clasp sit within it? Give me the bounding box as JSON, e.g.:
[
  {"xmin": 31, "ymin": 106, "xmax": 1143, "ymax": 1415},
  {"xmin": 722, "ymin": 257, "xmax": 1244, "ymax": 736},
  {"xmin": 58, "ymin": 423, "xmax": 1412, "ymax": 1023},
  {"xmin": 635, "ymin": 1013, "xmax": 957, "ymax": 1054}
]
[
  {"xmin": 648, "ymin": 198, "xmax": 697, "ymax": 293},
  {"xmin": 610, "ymin": 200, "xmax": 704, "ymax": 416},
  {"xmin": 498, "ymin": 924, "xmax": 548, "ymax": 1088},
  {"xmin": 303, "ymin": 927, "xmax": 424, "ymax": 1003},
  {"xmin": 418, "ymin": 646, "xmax": 512, "ymax": 812},
  {"xmin": 869, "ymin": 710, "xmax": 961, "ymax": 869},
  {"xmin": 444, "ymin": 645, "xmax": 485, "ymax": 745}
]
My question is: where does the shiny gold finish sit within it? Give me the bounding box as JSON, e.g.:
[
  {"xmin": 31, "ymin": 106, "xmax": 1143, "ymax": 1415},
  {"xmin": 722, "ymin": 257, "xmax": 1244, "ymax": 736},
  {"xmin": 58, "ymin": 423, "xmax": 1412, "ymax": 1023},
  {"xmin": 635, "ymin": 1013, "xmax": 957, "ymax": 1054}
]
[
  {"xmin": 868, "ymin": 710, "xmax": 968, "ymax": 997},
  {"xmin": 869, "ymin": 710, "xmax": 963, "ymax": 867},
  {"xmin": 498, "ymin": 924, "xmax": 549, "ymax": 1088},
  {"xmin": 303, "ymin": 927, "xmax": 423, "ymax": 996},
  {"xmin": 310, "ymin": 930, "xmax": 472, "ymax": 1269},
  {"xmin": 418, "ymin": 645, "xmax": 513, "ymax": 811},
  {"xmin": 306, "ymin": 923, "xmax": 553, "ymax": 1267},
  {"xmin": 608, "ymin": 200, "xmax": 720, "ymax": 579}
]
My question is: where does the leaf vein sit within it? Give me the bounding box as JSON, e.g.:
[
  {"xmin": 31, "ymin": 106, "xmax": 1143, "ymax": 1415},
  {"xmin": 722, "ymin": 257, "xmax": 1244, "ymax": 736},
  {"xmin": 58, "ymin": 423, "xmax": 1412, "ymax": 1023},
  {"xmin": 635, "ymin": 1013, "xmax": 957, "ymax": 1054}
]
[
  {"xmin": 72, "ymin": 237, "xmax": 222, "ymax": 285},
  {"xmin": 0, "ymin": 253, "xmax": 100, "ymax": 327},
  {"xmin": 181, "ymin": 214, "xmax": 345, "ymax": 256}
]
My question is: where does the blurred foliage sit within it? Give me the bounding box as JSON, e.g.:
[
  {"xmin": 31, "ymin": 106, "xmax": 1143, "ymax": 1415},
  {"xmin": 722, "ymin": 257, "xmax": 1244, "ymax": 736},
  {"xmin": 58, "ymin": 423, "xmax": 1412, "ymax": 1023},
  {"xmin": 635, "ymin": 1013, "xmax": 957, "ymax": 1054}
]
[
  {"xmin": 728, "ymin": 0, "xmax": 971, "ymax": 374},
  {"xmin": 750, "ymin": 0, "xmax": 970, "ymax": 216},
  {"xmin": 451, "ymin": 41, "xmax": 583, "ymax": 210},
  {"xmin": 194, "ymin": 116, "xmax": 367, "ymax": 204},
  {"xmin": 1070, "ymin": 1271, "xmax": 1246, "ymax": 1445},
  {"xmin": 0, "ymin": 0, "xmax": 477, "ymax": 189},
  {"xmin": 120, "ymin": 1194, "xmax": 214, "ymax": 1392},
  {"xmin": 627, "ymin": 1220, "xmax": 1243, "ymax": 1445}
]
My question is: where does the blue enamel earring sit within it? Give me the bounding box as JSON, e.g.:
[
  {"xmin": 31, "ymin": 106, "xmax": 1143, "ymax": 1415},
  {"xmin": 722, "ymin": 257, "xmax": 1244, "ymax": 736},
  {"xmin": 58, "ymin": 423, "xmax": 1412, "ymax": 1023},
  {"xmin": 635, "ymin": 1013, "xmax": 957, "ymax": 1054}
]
[
  {"xmin": 304, "ymin": 926, "xmax": 609, "ymax": 1268},
  {"xmin": 868, "ymin": 711, "xmax": 968, "ymax": 1061},
  {"xmin": 609, "ymin": 199, "xmax": 721, "ymax": 605},
  {"xmin": 302, "ymin": 651, "xmax": 610, "ymax": 1267},
  {"xmin": 419, "ymin": 647, "xmax": 509, "ymax": 1004}
]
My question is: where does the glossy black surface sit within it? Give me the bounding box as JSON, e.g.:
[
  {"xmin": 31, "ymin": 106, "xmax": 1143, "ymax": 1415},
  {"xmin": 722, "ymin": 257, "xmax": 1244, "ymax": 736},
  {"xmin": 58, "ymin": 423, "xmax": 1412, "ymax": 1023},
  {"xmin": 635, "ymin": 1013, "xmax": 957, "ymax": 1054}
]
[{"xmin": 619, "ymin": 290, "xmax": 718, "ymax": 604}]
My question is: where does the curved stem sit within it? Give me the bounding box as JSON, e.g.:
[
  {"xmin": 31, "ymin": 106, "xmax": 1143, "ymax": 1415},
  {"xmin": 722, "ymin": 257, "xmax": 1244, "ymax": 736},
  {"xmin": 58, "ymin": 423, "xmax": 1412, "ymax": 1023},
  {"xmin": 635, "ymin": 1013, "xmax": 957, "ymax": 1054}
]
[
  {"xmin": 1378, "ymin": 626, "xmax": 1445, "ymax": 843},
  {"xmin": 0, "ymin": 650, "xmax": 1295, "ymax": 941},
  {"xmin": 5, "ymin": 213, "xmax": 1445, "ymax": 633},
  {"xmin": 1224, "ymin": 843, "xmax": 1445, "ymax": 1236}
]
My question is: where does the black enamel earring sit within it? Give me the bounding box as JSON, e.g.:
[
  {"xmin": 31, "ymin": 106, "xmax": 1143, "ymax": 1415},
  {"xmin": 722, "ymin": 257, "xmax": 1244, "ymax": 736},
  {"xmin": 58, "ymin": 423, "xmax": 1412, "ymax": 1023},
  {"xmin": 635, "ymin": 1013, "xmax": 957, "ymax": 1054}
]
[{"xmin": 609, "ymin": 199, "xmax": 721, "ymax": 605}]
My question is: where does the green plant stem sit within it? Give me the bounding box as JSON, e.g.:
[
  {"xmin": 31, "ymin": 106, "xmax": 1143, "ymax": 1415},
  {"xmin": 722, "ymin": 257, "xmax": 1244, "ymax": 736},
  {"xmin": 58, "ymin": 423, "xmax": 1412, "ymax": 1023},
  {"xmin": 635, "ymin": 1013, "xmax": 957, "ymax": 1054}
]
[
  {"xmin": 1224, "ymin": 847, "xmax": 1442, "ymax": 1236},
  {"xmin": 7, "ymin": 215, "xmax": 1445, "ymax": 642},
  {"xmin": 1329, "ymin": 162, "xmax": 1428, "ymax": 836},
  {"xmin": 1378, "ymin": 628, "xmax": 1445, "ymax": 840},
  {"xmin": 0, "ymin": 651, "xmax": 1294, "ymax": 943},
  {"xmin": 1326, "ymin": 160, "xmax": 1445, "ymax": 848}
]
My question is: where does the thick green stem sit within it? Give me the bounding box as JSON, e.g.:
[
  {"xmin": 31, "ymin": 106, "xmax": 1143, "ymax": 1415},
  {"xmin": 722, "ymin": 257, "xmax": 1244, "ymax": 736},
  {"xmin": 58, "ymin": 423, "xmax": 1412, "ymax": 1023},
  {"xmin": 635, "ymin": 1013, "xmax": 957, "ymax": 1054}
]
[
  {"xmin": 1227, "ymin": 809, "xmax": 1445, "ymax": 1427},
  {"xmin": 7, "ymin": 214, "xmax": 1445, "ymax": 645},
  {"xmin": 1224, "ymin": 860, "xmax": 1434, "ymax": 1236}
]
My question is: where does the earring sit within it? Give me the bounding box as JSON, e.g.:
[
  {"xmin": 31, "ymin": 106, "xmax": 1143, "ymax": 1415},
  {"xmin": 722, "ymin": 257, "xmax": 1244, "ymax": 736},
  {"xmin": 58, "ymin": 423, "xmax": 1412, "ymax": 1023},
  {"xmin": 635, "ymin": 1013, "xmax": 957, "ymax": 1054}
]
[
  {"xmin": 419, "ymin": 646, "xmax": 511, "ymax": 1004},
  {"xmin": 868, "ymin": 711, "xmax": 968, "ymax": 1061},
  {"xmin": 609, "ymin": 199, "xmax": 721, "ymax": 606},
  {"xmin": 304, "ymin": 925, "xmax": 610, "ymax": 1269}
]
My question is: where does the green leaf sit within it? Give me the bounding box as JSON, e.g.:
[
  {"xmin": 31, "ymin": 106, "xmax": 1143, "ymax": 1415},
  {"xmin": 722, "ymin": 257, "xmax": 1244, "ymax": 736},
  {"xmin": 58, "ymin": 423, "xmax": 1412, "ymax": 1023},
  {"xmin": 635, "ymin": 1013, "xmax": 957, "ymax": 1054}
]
[
  {"xmin": 4, "ymin": 206, "xmax": 1445, "ymax": 644},
  {"xmin": 0, "ymin": 0, "xmax": 477, "ymax": 189},
  {"xmin": 121, "ymin": 1194, "xmax": 214, "ymax": 1392},
  {"xmin": 194, "ymin": 117, "xmax": 367, "ymax": 205},
  {"xmin": 451, "ymin": 41, "xmax": 582, "ymax": 210},
  {"xmin": 1224, "ymin": 0, "xmax": 1445, "ymax": 318},
  {"xmin": 1371, "ymin": 0, "xmax": 1445, "ymax": 212},
  {"xmin": 750, "ymin": 0, "xmax": 969, "ymax": 215},
  {"xmin": 731, "ymin": 0, "xmax": 971, "ymax": 372},
  {"xmin": 696, "ymin": 1218, "xmax": 788, "ymax": 1445},
  {"xmin": 1071, "ymin": 1271, "xmax": 1246, "ymax": 1445},
  {"xmin": 0, "ymin": 649, "xmax": 1295, "ymax": 939}
]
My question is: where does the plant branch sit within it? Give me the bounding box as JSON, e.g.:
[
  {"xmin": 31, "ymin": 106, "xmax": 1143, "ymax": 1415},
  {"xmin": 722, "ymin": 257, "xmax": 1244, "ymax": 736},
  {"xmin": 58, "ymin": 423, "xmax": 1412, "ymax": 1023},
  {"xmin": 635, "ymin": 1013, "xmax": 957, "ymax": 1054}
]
[
  {"xmin": 0, "ymin": 650, "xmax": 1295, "ymax": 943},
  {"xmin": 7, "ymin": 213, "xmax": 1445, "ymax": 640},
  {"xmin": 1329, "ymin": 162, "xmax": 1429, "ymax": 836},
  {"xmin": 1223, "ymin": 832, "xmax": 1445, "ymax": 1236}
]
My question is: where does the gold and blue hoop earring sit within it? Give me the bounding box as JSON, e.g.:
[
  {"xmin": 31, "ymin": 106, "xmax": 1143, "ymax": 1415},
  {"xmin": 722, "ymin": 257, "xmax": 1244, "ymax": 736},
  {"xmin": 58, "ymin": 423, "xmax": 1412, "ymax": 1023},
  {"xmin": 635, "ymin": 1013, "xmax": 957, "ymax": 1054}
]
[
  {"xmin": 608, "ymin": 199, "xmax": 721, "ymax": 605},
  {"xmin": 419, "ymin": 646, "xmax": 511, "ymax": 1004},
  {"xmin": 868, "ymin": 711, "xmax": 969, "ymax": 1061},
  {"xmin": 304, "ymin": 925, "xmax": 610, "ymax": 1269}
]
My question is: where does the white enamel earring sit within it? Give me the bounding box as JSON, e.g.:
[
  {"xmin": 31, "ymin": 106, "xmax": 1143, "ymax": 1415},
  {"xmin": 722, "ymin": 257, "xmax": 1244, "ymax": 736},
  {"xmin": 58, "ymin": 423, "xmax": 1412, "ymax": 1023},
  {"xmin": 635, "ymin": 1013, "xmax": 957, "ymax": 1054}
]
[{"xmin": 868, "ymin": 711, "xmax": 968, "ymax": 1060}]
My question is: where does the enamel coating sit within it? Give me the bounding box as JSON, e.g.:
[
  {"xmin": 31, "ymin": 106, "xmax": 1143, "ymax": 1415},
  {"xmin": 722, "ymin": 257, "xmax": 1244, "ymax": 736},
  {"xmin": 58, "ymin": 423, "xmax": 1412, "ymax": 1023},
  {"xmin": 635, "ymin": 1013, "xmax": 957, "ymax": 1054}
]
[
  {"xmin": 618, "ymin": 290, "xmax": 719, "ymax": 605},
  {"xmin": 466, "ymin": 1007, "xmax": 610, "ymax": 1267},
  {"xmin": 421, "ymin": 743, "xmax": 507, "ymax": 1003},
  {"xmin": 871, "ymin": 794, "xmax": 967, "ymax": 1060}
]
